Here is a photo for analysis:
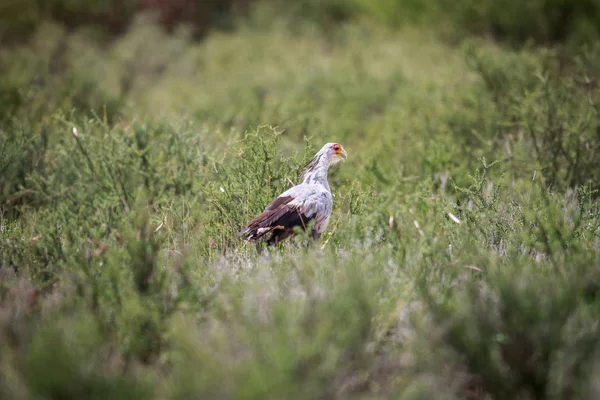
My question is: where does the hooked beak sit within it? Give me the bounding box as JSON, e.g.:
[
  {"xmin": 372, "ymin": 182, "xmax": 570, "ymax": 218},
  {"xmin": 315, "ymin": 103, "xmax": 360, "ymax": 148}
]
[{"xmin": 337, "ymin": 148, "xmax": 348, "ymax": 162}]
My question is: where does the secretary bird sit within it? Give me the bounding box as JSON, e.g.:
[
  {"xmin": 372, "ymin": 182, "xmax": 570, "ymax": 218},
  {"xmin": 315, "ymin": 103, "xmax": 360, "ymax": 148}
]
[{"xmin": 239, "ymin": 142, "xmax": 347, "ymax": 246}]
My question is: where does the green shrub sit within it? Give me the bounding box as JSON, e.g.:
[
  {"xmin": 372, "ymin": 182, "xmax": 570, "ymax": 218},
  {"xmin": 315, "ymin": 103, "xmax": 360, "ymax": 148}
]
[{"xmin": 463, "ymin": 44, "xmax": 600, "ymax": 194}]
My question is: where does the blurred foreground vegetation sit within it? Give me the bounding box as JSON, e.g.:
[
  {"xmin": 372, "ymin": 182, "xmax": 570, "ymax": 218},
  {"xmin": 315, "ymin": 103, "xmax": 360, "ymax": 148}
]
[{"xmin": 1, "ymin": 1, "xmax": 600, "ymax": 399}]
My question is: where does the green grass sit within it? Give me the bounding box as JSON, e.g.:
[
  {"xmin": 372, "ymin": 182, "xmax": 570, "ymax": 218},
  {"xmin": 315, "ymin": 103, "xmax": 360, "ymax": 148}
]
[{"xmin": 1, "ymin": 6, "xmax": 600, "ymax": 400}]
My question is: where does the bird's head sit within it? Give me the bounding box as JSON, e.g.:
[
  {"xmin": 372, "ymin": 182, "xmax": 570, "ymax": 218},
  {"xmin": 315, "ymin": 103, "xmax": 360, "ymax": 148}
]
[
  {"xmin": 320, "ymin": 142, "xmax": 348, "ymax": 165},
  {"xmin": 301, "ymin": 142, "xmax": 348, "ymax": 180}
]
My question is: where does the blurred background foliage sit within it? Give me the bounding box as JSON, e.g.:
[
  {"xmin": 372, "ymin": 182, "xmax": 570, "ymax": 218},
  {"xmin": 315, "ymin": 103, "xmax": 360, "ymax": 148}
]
[
  {"xmin": 1, "ymin": 0, "xmax": 600, "ymax": 399},
  {"xmin": 2, "ymin": 0, "xmax": 600, "ymax": 45}
]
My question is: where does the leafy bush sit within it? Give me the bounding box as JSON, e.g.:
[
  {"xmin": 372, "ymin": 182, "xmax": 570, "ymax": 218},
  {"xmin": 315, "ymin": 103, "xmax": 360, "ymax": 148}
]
[
  {"xmin": 413, "ymin": 176, "xmax": 600, "ymax": 399},
  {"xmin": 463, "ymin": 44, "xmax": 600, "ymax": 194}
]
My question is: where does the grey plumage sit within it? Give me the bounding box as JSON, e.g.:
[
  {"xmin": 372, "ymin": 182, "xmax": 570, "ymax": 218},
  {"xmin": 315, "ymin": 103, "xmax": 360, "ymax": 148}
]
[{"xmin": 239, "ymin": 142, "xmax": 347, "ymax": 245}]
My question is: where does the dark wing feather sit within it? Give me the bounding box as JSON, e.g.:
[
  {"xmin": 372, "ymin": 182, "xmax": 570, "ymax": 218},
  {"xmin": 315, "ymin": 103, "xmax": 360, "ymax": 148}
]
[
  {"xmin": 263, "ymin": 195, "xmax": 293, "ymax": 213},
  {"xmin": 239, "ymin": 195, "xmax": 314, "ymax": 244}
]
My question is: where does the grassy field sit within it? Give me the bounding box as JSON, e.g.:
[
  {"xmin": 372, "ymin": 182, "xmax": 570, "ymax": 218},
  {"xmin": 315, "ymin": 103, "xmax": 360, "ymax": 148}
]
[{"xmin": 2, "ymin": 3, "xmax": 600, "ymax": 399}]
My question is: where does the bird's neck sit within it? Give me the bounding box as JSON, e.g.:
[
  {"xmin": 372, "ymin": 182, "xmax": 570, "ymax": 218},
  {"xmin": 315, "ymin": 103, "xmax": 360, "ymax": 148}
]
[{"xmin": 301, "ymin": 153, "xmax": 331, "ymax": 191}]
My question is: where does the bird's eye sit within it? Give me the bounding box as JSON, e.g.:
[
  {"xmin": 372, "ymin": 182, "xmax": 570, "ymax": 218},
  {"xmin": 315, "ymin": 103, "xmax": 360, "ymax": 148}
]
[{"xmin": 332, "ymin": 144, "xmax": 340, "ymax": 151}]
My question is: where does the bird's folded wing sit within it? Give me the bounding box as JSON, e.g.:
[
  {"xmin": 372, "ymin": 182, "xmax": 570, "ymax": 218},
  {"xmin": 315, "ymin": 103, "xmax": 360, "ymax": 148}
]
[{"xmin": 239, "ymin": 194, "xmax": 315, "ymax": 239}]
